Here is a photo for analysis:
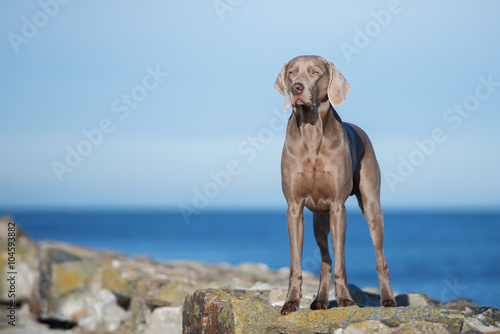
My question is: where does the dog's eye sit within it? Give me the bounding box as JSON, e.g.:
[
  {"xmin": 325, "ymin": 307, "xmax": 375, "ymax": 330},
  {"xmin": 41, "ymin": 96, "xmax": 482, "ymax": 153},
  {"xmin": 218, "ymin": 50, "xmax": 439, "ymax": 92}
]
[
  {"xmin": 312, "ymin": 70, "xmax": 320, "ymax": 75},
  {"xmin": 287, "ymin": 70, "xmax": 294, "ymax": 76}
]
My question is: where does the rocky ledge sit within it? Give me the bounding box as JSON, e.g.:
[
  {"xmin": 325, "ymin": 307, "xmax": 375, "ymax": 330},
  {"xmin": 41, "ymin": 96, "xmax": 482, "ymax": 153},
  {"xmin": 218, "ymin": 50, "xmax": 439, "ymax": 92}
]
[{"xmin": 1, "ymin": 217, "xmax": 499, "ymax": 334}]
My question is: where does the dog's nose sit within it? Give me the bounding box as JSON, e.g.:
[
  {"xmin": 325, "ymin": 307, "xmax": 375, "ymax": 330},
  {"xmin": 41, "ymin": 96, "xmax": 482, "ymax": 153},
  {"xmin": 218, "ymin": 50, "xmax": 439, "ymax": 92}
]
[{"xmin": 291, "ymin": 82, "xmax": 304, "ymax": 96}]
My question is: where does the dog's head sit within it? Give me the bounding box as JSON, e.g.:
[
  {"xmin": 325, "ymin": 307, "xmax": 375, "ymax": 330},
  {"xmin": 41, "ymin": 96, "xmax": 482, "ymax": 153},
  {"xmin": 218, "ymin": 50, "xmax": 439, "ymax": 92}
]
[{"xmin": 274, "ymin": 55, "xmax": 350, "ymax": 109}]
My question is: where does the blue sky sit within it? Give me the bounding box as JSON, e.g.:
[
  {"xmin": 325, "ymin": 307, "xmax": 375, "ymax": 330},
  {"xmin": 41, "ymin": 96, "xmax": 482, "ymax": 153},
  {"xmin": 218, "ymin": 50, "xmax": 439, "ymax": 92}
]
[{"xmin": 1, "ymin": 1, "xmax": 500, "ymax": 212}]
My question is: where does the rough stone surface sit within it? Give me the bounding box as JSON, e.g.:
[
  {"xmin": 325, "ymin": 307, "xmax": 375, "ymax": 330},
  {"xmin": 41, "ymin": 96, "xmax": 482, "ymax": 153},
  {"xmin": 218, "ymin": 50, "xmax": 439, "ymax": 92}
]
[
  {"xmin": 267, "ymin": 306, "xmax": 465, "ymax": 333},
  {"xmin": 182, "ymin": 288, "xmax": 281, "ymax": 334},
  {"xmin": 181, "ymin": 289, "xmax": 500, "ymax": 334},
  {"xmin": 149, "ymin": 306, "xmax": 183, "ymax": 334},
  {"xmin": 37, "ymin": 243, "xmax": 98, "ymax": 322},
  {"xmin": 2, "ymin": 221, "xmax": 500, "ymax": 334}
]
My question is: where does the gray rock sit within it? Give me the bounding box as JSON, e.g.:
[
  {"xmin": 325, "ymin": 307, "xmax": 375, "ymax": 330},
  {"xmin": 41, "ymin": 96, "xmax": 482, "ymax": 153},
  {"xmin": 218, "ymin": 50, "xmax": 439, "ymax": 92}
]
[
  {"xmin": 149, "ymin": 306, "xmax": 183, "ymax": 334},
  {"xmin": 4, "ymin": 222, "xmax": 500, "ymax": 334},
  {"xmin": 36, "ymin": 243, "xmax": 98, "ymax": 322},
  {"xmin": 182, "ymin": 288, "xmax": 281, "ymax": 334}
]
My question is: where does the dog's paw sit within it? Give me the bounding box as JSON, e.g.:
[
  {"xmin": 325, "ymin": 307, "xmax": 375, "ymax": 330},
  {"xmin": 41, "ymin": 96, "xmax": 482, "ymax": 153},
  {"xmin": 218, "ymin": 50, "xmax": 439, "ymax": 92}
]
[
  {"xmin": 381, "ymin": 297, "xmax": 397, "ymax": 307},
  {"xmin": 310, "ymin": 299, "xmax": 329, "ymax": 310},
  {"xmin": 338, "ymin": 298, "xmax": 356, "ymax": 307},
  {"xmin": 281, "ymin": 300, "xmax": 300, "ymax": 315}
]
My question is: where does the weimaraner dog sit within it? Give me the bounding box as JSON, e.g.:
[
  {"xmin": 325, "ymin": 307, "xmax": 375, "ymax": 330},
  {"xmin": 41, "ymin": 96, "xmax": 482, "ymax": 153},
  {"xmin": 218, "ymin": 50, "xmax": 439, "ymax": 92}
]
[{"xmin": 275, "ymin": 55, "xmax": 396, "ymax": 315}]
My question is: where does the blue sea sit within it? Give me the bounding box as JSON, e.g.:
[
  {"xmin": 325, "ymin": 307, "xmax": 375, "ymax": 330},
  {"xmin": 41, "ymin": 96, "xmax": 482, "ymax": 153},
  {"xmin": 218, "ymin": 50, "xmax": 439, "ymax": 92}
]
[{"xmin": 5, "ymin": 209, "xmax": 500, "ymax": 308}]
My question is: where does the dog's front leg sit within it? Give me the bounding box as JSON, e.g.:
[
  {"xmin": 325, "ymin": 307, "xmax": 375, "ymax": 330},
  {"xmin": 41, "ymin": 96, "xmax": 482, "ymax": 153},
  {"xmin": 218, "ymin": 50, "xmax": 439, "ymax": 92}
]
[
  {"xmin": 281, "ymin": 204, "xmax": 305, "ymax": 315},
  {"xmin": 330, "ymin": 205, "xmax": 356, "ymax": 307}
]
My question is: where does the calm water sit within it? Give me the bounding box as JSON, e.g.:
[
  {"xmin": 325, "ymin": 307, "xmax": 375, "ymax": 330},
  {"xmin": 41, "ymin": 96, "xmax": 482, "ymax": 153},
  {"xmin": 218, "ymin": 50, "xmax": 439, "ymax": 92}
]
[{"xmin": 6, "ymin": 209, "xmax": 500, "ymax": 308}]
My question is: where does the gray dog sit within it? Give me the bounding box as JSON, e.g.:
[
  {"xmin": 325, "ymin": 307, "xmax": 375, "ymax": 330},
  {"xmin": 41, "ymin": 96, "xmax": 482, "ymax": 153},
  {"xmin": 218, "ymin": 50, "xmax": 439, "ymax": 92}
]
[{"xmin": 274, "ymin": 55, "xmax": 397, "ymax": 315}]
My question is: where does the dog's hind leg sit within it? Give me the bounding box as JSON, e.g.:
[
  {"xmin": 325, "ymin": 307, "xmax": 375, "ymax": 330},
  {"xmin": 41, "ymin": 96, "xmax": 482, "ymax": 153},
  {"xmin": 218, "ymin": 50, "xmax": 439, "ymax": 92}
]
[{"xmin": 355, "ymin": 147, "xmax": 397, "ymax": 307}]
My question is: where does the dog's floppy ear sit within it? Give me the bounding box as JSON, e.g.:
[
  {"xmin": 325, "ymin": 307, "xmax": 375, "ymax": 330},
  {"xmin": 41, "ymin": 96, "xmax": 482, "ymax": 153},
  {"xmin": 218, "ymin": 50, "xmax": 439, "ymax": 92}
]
[
  {"xmin": 274, "ymin": 62, "xmax": 291, "ymax": 109},
  {"xmin": 327, "ymin": 62, "xmax": 350, "ymax": 107}
]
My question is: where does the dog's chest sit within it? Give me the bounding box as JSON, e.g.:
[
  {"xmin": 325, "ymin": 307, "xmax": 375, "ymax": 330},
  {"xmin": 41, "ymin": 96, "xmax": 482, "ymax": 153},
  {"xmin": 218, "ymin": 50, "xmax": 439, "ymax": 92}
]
[{"xmin": 288, "ymin": 156, "xmax": 349, "ymax": 212}]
